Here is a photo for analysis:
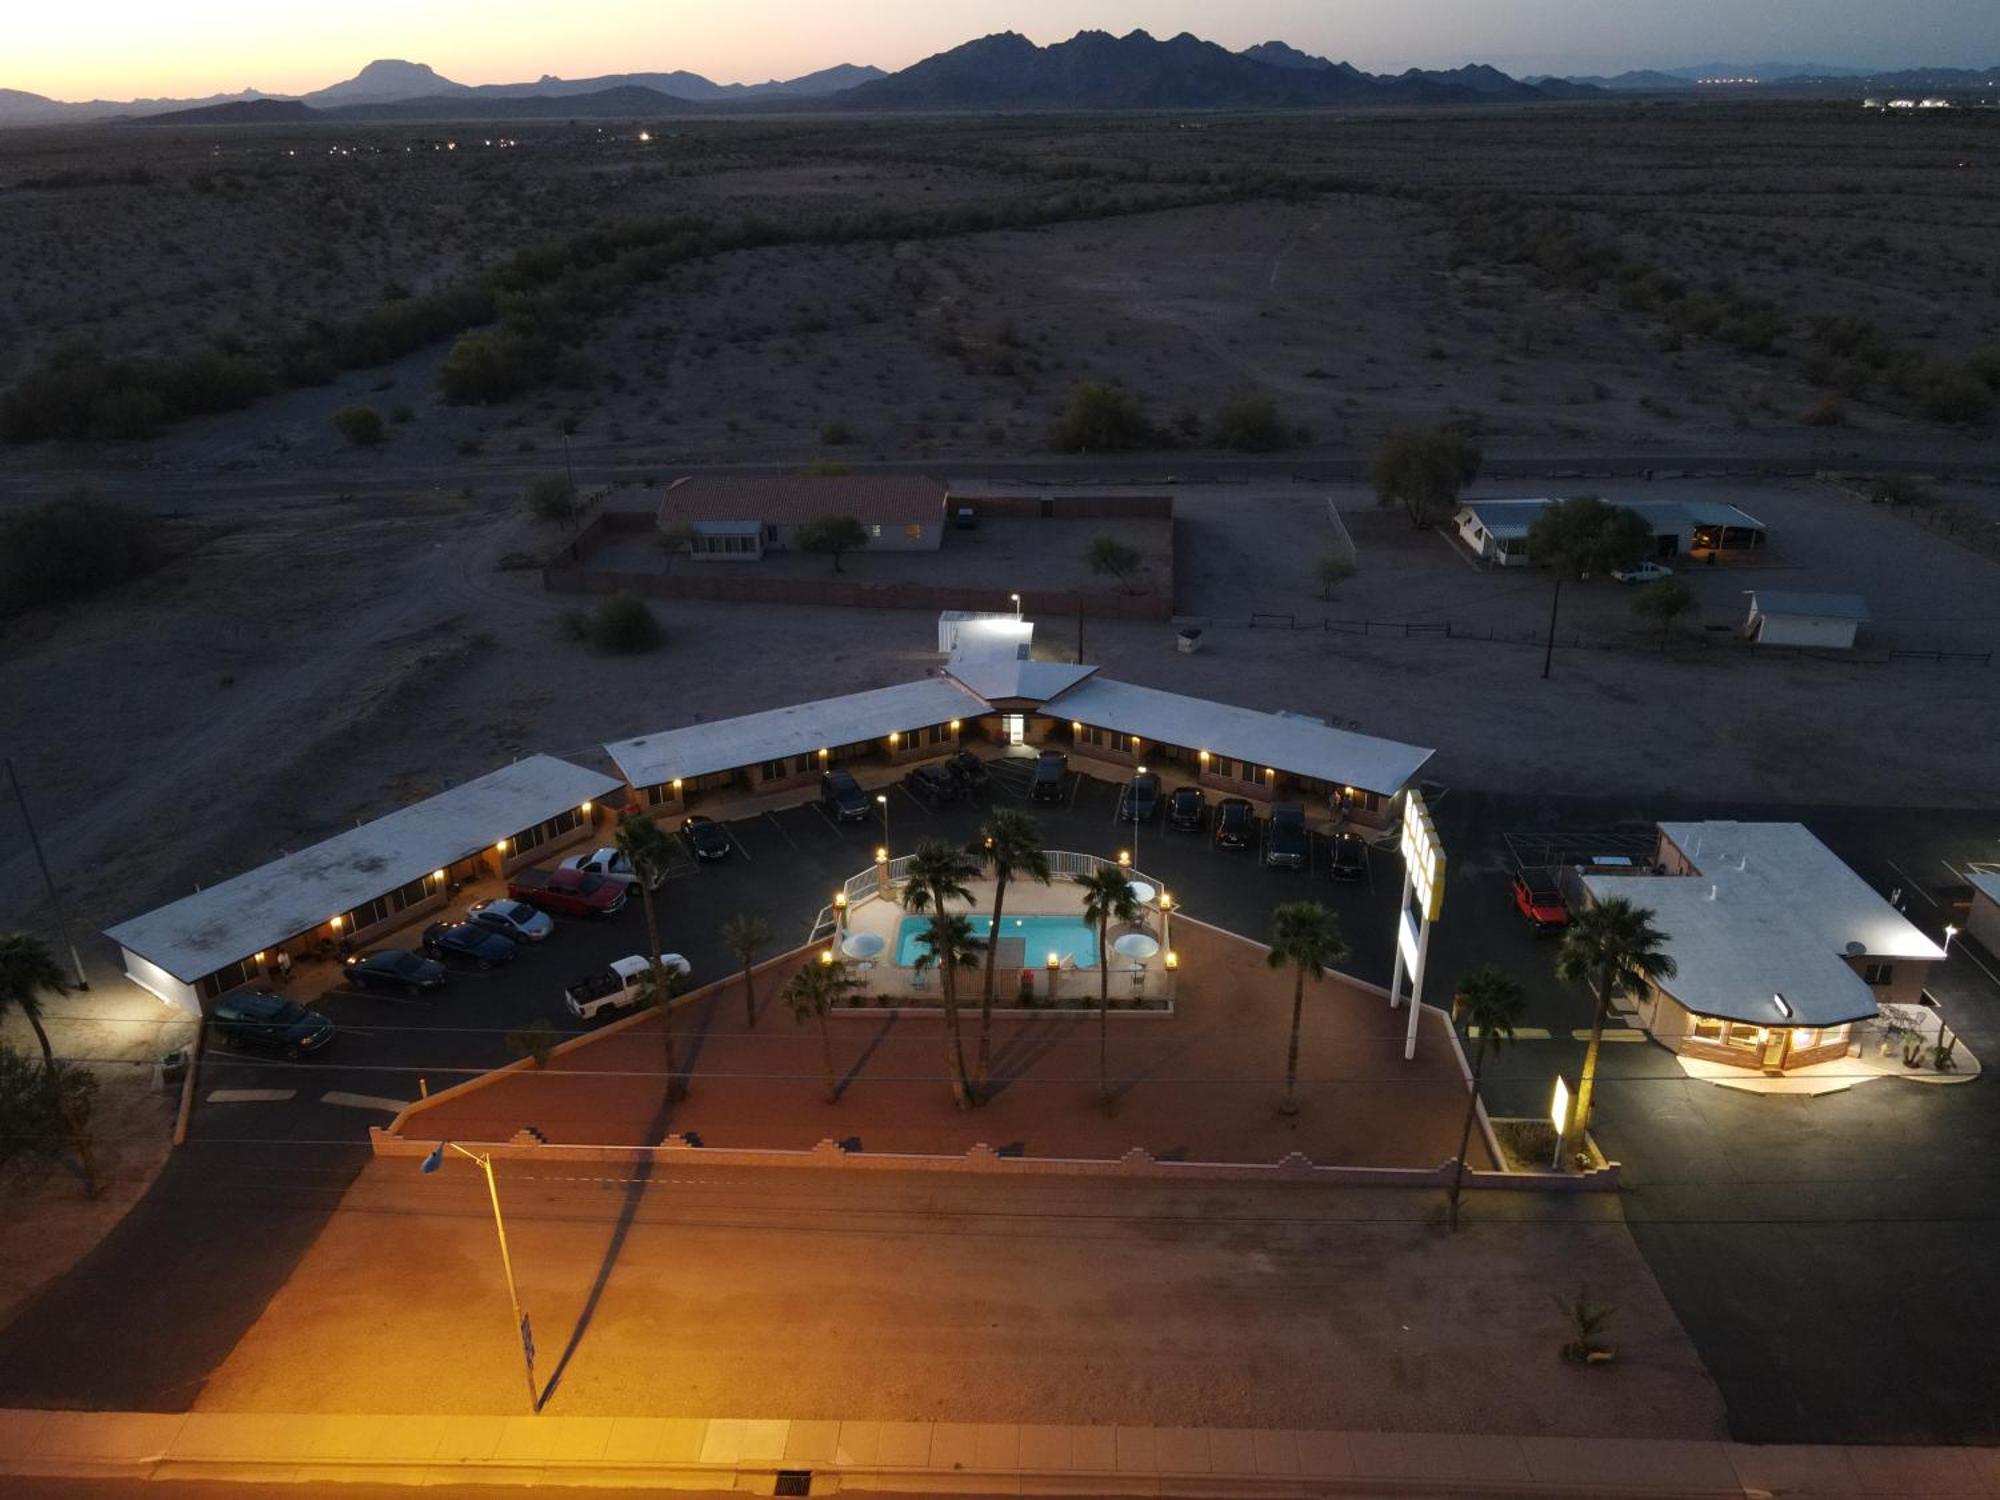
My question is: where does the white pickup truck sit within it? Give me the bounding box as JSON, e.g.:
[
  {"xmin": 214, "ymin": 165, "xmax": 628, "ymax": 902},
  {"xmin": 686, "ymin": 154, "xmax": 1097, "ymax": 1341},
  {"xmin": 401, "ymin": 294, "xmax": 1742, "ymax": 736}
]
[
  {"xmin": 558, "ymin": 848, "xmax": 661, "ymax": 890},
  {"xmin": 563, "ymin": 953, "xmax": 691, "ymax": 1021}
]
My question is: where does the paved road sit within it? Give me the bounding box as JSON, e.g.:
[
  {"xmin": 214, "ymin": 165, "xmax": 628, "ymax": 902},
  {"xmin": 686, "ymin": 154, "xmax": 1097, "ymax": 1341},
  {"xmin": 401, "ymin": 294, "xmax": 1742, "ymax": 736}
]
[{"xmin": 2, "ymin": 772, "xmax": 1995, "ymax": 1443}]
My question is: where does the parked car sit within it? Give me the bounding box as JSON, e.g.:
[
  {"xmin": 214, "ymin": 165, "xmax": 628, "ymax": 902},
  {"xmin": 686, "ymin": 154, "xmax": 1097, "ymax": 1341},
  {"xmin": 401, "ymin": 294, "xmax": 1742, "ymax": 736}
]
[
  {"xmin": 1511, "ymin": 870, "xmax": 1570, "ymax": 933},
  {"xmin": 945, "ymin": 750, "xmax": 990, "ymax": 794},
  {"xmin": 422, "ymin": 920, "xmax": 519, "ymax": 969},
  {"xmin": 1328, "ymin": 832, "xmax": 1368, "ymax": 882},
  {"xmin": 904, "ymin": 762, "xmax": 962, "ymax": 804},
  {"xmin": 1265, "ymin": 803, "xmax": 1308, "ymax": 870},
  {"xmin": 211, "ymin": 992, "xmax": 336, "ymax": 1057},
  {"xmin": 821, "ymin": 769, "xmax": 870, "ymax": 821},
  {"xmin": 1030, "ymin": 749, "xmax": 1069, "ymax": 803},
  {"xmin": 1167, "ymin": 785, "xmax": 1207, "ymax": 831},
  {"xmin": 467, "ymin": 897, "xmax": 555, "ymax": 944},
  {"xmin": 1612, "ymin": 559, "xmax": 1674, "ymax": 585},
  {"xmin": 1118, "ymin": 772, "xmax": 1161, "ymax": 823},
  {"xmin": 683, "ymin": 814, "xmax": 731, "ymax": 861},
  {"xmin": 560, "ymin": 847, "xmax": 660, "ymax": 890},
  {"xmin": 1214, "ymin": 797, "xmax": 1254, "ymax": 849},
  {"xmin": 565, "ymin": 953, "xmax": 693, "ymax": 1021},
  {"xmin": 342, "ymin": 948, "xmax": 447, "ymax": 995},
  {"xmin": 507, "ymin": 866, "xmax": 627, "ymax": 918}
]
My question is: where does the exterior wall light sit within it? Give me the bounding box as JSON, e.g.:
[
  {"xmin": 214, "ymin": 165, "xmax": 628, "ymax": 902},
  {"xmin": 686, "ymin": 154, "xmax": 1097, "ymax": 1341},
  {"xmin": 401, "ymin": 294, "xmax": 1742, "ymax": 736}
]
[
  {"xmin": 330, "ymin": 915, "xmax": 344, "ymax": 931},
  {"xmin": 580, "ymin": 800, "xmax": 593, "ymax": 814}
]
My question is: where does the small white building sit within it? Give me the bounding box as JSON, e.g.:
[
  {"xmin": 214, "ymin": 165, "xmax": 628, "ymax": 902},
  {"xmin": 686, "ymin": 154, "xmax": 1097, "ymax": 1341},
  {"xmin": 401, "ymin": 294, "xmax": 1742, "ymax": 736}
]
[
  {"xmin": 1453, "ymin": 497, "xmax": 1766, "ymax": 568},
  {"xmin": 1745, "ymin": 591, "xmax": 1868, "ymax": 650},
  {"xmin": 1967, "ymin": 873, "xmax": 2000, "ymax": 956}
]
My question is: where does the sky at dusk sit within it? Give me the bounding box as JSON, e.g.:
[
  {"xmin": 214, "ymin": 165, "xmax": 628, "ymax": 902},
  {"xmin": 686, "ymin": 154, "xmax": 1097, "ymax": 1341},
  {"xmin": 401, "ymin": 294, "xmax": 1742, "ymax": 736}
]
[{"xmin": 11, "ymin": 0, "xmax": 1997, "ymax": 100}]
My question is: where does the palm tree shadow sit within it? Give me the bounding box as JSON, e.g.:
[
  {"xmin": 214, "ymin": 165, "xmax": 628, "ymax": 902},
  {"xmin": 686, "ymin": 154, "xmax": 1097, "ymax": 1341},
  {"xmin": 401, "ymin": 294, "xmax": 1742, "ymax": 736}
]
[
  {"xmin": 980, "ymin": 1015, "xmax": 1069, "ymax": 1102},
  {"xmin": 835, "ymin": 1011, "xmax": 900, "ymax": 1100},
  {"xmin": 536, "ymin": 1080, "xmax": 677, "ymax": 1411}
]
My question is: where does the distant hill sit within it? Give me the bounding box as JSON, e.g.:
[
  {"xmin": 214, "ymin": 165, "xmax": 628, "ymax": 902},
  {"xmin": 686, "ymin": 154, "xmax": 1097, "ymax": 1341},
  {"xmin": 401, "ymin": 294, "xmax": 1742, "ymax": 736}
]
[
  {"xmin": 320, "ymin": 85, "xmax": 713, "ymax": 122},
  {"xmin": 131, "ymin": 97, "xmax": 316, "ymax": 126},
  {"xmin": 462, "ymin": 62, "xmax": 884, "ymax": 102},
  {"xmin": 303, "ymin": 60, "xmax": 467, "ymax": 106},
  {"xmin": 837, "ymin": 29, "xmax": 1579, "ymax": 111}
]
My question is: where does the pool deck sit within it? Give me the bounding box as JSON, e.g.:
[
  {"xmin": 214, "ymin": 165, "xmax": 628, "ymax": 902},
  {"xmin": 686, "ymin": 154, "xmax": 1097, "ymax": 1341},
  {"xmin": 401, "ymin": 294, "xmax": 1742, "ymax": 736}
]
[{"xmin": 395, "ymin": 917, "xmax": 1489, "ymax": 1171}]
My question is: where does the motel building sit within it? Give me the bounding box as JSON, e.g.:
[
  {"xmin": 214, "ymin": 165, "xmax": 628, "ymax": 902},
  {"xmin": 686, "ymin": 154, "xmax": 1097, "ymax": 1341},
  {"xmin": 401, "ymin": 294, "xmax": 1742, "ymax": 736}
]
[
  {"xmin": 1578, "ymin": 821, "xmax": 1946, "ymax": 1076},
  {"xmin": 107, "ymin": 756, "xmax": 622, "ymax": 1015},
  {"xmin": 604, "ymin": 620, "xmax": 1435, "ymax": 833}
]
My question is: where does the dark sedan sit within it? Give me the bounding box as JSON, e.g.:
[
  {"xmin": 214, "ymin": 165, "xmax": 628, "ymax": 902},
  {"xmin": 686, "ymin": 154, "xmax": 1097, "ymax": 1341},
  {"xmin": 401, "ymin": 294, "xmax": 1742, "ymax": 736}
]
[
  {"xmin": 343, "ymin": 948, "xmax": 448, "ymax": 995},
  {"xmin": 1328, "ymin": 832, "xmax": 1368, "ymax": 883},
  {"xmin": 1265, "ymin": 802, "xmax": 1309, "ymax": 870},
  {"xmin": 211, "ymin": 992, "xmax": 335, "ymax": 1057},
  {"xmin": 1214, "ymin": 797, "xmax": 1254, "ymax": 849},
  {"xmin": 1118, "ymin": 773, "xmax": 1161, "ymax": 823},
  {"xmin": 946, "ymin": 750, "xmax": 990, "ymax": 794},
  {"xmin": 904, "ymin": 762, "xmax": 962, "ymax": 804},
  {"xmin": 1167, "ymin": 785, "xmax": 1206, "ymax": 831},
  {"xmin": 421, "ymin": 920, "xmax": 518, "ymax": 969},
  {"xmin": 684, "ymin": 814, "xmax": 732, "ymax": 861}
]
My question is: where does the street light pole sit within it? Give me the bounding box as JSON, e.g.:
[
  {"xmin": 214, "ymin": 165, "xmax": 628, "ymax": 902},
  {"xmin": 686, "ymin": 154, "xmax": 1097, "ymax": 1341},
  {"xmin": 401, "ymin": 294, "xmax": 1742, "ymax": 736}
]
[
  {"xmin": 422, "ymin": 1142, "xmax": 537, "ymax": 1412},
  {"xmin": 876, "ymin": 793, "xmax": 890, "ymax": 861},
  {"xmin": 1131, "ymin": 763, "xmax": 1148, "ymax": 877},
  {"xmin": 6, "ymin": 758, "xmax": 88, "ymax": 990}
]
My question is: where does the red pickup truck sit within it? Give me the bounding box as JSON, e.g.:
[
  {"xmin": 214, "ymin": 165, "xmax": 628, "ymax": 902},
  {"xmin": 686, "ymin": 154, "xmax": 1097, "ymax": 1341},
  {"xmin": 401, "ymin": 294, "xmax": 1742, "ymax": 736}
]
[{"xmin": 507, "ymin": 866, "xmax": 628, "ymax": 918}]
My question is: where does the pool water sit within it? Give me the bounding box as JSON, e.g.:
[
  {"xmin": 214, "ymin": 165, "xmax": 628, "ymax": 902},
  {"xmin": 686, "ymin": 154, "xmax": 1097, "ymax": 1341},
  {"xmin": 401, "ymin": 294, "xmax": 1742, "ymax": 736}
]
[{"xmin": 893, "ymin": 913, "xmax": 1100, "ymax": 968}]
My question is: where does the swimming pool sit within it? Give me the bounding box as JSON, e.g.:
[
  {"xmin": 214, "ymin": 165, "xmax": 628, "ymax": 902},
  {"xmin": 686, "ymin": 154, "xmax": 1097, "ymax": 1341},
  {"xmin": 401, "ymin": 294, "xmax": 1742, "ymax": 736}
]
[{"xmin": 893, "ymin": 913, "xmax": 1100, "ymax": 968}]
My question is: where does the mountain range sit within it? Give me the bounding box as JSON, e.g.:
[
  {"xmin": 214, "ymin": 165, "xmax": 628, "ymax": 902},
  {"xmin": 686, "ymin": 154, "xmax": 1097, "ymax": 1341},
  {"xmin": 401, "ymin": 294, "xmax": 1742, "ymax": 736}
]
[{"xmin": 3, "ymin": 33, "xmax": 1994, "ymax": 127}]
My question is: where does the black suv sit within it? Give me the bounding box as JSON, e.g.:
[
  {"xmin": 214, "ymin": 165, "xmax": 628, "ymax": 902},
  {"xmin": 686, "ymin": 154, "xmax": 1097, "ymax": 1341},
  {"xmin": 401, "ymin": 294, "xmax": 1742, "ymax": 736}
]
[
  {"xmin": 820, "ymin": 769, "xmax": 870, "ymax": 821},
  {"xmin": 1030, "ymin": 750, "xmax": 1069, "ymax": 803},
  {"xmin": 946, "ymin": 750, "xmax": 990, "ymax": 794},
  {"xmin": 1214, "ymin": 797, "xmax": 1253, "ymax": 849},
  {"xmin": 905, "ymin": 762, "xmax": 961, "ymax": 804},
  {"xmin": 1118, "ymin": 772, "xmax": 1160, "ymax": 823},
  {"xmin": 1167, "ymin": 785, "xmax": 1206, "ymax": 831},
  {"xmin": 1328, "ymin": 831, "xmax": 1368, "ymax": 883},
  {"xmin": 1265, "ymin": 803, "xmax": 1308, "ymax": 870},
  {"xmin": 211, "ymin": 992, "xmax": 336, "ymax": 1057}
]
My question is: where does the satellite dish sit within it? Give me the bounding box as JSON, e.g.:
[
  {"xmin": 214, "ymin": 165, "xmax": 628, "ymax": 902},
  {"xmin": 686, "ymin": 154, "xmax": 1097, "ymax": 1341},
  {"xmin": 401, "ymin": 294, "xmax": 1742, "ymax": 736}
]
[{"xmin": 1844, "ymin": 941, "xmax": 1866, "ymax": 956}]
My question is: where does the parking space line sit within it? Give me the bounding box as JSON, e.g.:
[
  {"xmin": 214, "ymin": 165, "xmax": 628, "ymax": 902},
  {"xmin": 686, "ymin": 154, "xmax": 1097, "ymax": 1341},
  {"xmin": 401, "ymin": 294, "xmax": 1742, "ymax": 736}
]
[
  {"xmin": 1467, "ymin": 1027, "xmax": 1552, "ymax": 1040},
  {"xmin": 763, "ymin": 810, "xmax": 801, "ymax": 851},
  {"xmin": 808, "ymin": 802, "xmax": 844, "ymax": 838},
  {"xmin": 895, "ymin": 782, "xmax": 930, "ymax": 818},
  {"xmin": 206, "ymin": 1088, "xmax": 296, "ymax": 1103},
  {"xmin": 725, "ymin": 826, "xmax": 753, "ymax": 862},
  {"xmin": 321, "ymin": 1091, "xmax": 412, "ymax": 1112},
  {"xmin": 1571, "ymin": 1028, "xmax": 1649, "ymax": 1042}
]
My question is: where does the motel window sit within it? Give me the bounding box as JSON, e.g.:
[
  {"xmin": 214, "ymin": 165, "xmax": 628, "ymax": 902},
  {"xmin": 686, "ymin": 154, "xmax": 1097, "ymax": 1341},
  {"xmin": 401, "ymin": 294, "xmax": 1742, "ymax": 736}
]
[
  {"xmin": 1078, "ymin": 726, "xmax": 1106, "ymax": 748},
  {"xmin": 1725, "ymin": 1023, "xmax": 1763, "ymax": 1049},
  {"xmin": 646, "ymin": 783, "xmax": 671, "ymax": 806},
  {"xmin": 1690, "ymin": 1016, "xmax": 1725, "ymax": 1043},
  {"xmin": 511, "ymin": 823, "xmax": 546, "ymax": 855},
  {"xmin": 925, "ymin": 724, "xmax": 948, "ymax": 746},
  {"xmin": 199, "ymin": 958, "xmax": 259, "ymax": 1001},
  {"xmin": 550, "ymin": 808, "xmax": 582, "ymax": 838},
  {"xmin": 760, "ymin": 759, "xmax": 789, "ymax": 781},
  {"xmin": 793, "ymin": 754, "xmax": 815, "ymax": 774},
  {"xmin": 1862, "ymin": 962, "xmax": 1894, "ymax": 986}
]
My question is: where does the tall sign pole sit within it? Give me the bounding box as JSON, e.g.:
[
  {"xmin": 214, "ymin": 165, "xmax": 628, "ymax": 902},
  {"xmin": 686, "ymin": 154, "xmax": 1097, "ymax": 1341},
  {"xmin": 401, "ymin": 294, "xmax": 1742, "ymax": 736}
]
[
  {"xmin": 6, "ymin": 758, "xmax": 89, "ymax": 990},
  {"xmin": 1387, "ymin": 791, "xmax": 1445, "ymax": 1060}
]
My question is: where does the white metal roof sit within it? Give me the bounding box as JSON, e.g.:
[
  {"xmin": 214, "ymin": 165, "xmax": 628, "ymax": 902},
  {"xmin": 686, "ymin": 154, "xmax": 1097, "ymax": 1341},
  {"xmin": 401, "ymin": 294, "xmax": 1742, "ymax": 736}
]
[
  {"xmin": 944, "ymin": 645, "xmax": 1099, "ymax": 703},
  {"xmin": 1458, "ymin": 498, "xmax": 1765, "ymax": 542},
  {"xmin": 1969, "ymin": 872, "xmax": 2000, "ymax": 908},
  {"xmin": 106, "ymin": 755, "xmax": 622, "ymax": 983},
  {"xmin": 1748, "ymin": 591, "xmax": 1869, "ymax": 621},
  {"xmin": 1039, "ymin": 676, "xmax": 1434, "ymax": 797},
  {"xmin": 604, "ymin": 678, "xmax": 991, "ymax": 789},
  {"xmin": 1581, "ymin": 821, "xmax": 1944, "ymax": 1028}
]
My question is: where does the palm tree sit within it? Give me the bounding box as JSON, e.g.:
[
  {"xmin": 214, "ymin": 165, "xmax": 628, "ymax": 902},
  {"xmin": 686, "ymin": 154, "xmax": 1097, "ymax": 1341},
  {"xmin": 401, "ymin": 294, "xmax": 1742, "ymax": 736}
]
[
  {"xmin": 783, "ymin": 953, "xmax": 862, "ymax": 1103},
  {"xmin": 912, "ymin": 912, "xmax": 984, "ymax": 1110},
  {"xmin": 1556, "ymin": 897, "xmax": 1676, "ymax": 1160},
  {"xmin": 1074, "ymin": 865, "xmax": 1141, "ymax": 1108},
  {"xmin": 970, "ymin": 810, "xmax": 1050, "ymax": 1095},
  {"xmin": 1265, "ymin": 902, "xmax": 1349, "ymax": 1116},
  {"xmin": 1447, "ymin": 964, "xmax": 1527, "ymax": 1231},
  {"xmin": 721, "ymin": 912, "xmax": 773, "ymax": 1030},
  {"xmin": 615, "ymin": 814, "xmax": 685, "ymax": 1101},
  {"xmin": 0, "ymin": 932, "xmax": 65, "ymax": 1070},
  {"xmin": 0, "ymin": 932, "xmax": 98, "ymax": 1194},
  {"xmin": 901, "ymin": 838, "xmax": 978, "ymax": 920}
]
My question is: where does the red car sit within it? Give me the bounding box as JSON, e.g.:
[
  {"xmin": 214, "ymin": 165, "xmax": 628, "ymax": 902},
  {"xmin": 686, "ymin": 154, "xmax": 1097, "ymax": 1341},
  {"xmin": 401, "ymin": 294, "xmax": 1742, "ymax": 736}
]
[
  {"xmin": 1510, "ymin": 871, "xmax": 1569, "ymax": 933},
  {"xmin": 508, "ymin": 865, "xmax": 627, "ymax": 918}
]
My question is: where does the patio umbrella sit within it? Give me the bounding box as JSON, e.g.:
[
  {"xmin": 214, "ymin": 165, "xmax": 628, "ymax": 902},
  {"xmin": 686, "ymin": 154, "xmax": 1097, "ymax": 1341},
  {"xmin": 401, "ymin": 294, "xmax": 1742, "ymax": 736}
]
[
  {"xmin": 840, "ymin": 931, "xmax": 886, "ymax": 959},
  {"xmin": 1128, "ymin": 880, "xmax": 1158, "ymax": 905},
  {"xmin": 1111, "ymin": 932, "xmax": 1161, "ymax": 961}
]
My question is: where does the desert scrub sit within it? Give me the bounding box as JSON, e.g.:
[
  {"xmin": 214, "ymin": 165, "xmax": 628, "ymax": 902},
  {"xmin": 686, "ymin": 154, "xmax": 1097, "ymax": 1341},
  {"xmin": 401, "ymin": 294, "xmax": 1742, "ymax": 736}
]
[
  {"xmin": 333, "ymin": 405, "xmax": 386, "ymax": 446},
  {"xmin": 563, "ymin": 592, "xmax": 663, "ymax": 654},
  {"xmin": 0, "ymin": 496, "xmax": 161, "ymax": 617}
]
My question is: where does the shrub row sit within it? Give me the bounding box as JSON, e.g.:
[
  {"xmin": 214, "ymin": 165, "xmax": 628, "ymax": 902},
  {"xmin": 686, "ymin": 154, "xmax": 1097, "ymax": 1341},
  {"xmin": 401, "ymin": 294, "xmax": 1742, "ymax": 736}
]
[{"xmin": 0, "ymin": 496, "xmax": 162, "ymax": 616}]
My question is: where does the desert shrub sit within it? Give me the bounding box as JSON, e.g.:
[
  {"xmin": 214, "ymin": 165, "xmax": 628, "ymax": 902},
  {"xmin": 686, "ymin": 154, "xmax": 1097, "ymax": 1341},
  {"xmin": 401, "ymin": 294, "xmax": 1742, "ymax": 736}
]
[
  {"xmin": 1053, "ymin": 382, "xmax": 1153, "ymax": 452},
  {"xmin": 0, "ymin": 343, "xmax": 269, "ymax": 443},
  {"xmin": 437, "ymin": 333, "xmax": 545, "ymax": 404},
  {"xmin": 333, "ymin": 405, "xmax": 385, "ymax": 447},
  {"xmin": 0, "ymin": 496, "xmax": 162, "ymax": 617},
  {"xmin": 1970, "ymin": 346, "xmax": 2000, "ymax": 391},
  {"xmin": 1313, "ymin": 551, "xmax": 1355, "ymax": 598},
  {"xmin": 796, "ymin": 513, "xmax": 870, "ymax": 572},
  {"xmin": 1867, "ymin": 476, "xmax": 1938, "ymax": 508},
  {"xmin": 1920, "ymin": 371, "xmax": 1993, "ymax": 425},
  {"xmin": 1084, "ymin": 533, "xmax": 1144, "ymax": 590},
  {"xmin": 0, "ymin": 1046, "xmax": 96, "ymax": 1171},
  {"xmin": 1211, "ymin": 393, "xmax": 1290, "ymax": 452},
  {"xmin": 819, "ymin": 421, "xmax": 854, "ymax": 445},
  {"xmin": 575, "ymin": 592, "xmax": 662, "ymax": 653},
  {"xmin": 522, "ymin": 476, "xmax": 576, "ymax": 521},
  {"xmin": 1799, "ymin": 396, "xmax": 1848, "ymax": 428}
]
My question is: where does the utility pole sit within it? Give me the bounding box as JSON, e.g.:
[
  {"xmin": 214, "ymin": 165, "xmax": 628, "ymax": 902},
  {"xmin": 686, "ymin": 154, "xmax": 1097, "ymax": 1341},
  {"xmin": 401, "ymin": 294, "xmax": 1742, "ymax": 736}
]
[
  {"xmin": 1540, "ymin": 574, "xmax": 1563, "ymax": 681},
  {"xmin": 6, "ymin": 759, "xmax": 88, "ymax": 990}
]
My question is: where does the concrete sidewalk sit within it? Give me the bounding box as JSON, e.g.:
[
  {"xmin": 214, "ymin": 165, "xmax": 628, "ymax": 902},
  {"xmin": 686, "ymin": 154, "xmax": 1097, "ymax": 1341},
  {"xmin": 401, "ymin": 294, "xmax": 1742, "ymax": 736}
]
[{"xmin": 3, "ymin": 1408, "xmax": 1995, "ymax": 1497}]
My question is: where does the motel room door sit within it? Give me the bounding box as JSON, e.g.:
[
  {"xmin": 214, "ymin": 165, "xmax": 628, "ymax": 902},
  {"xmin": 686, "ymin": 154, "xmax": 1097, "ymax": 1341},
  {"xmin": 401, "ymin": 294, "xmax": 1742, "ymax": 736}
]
[
  {"xmin": 1003, "ymin": 714, "xmax": 1026, "ymax": 746},
  {"xmin": 1760, "ymin": 1029, "xmax": 1789, "ymax": 1072}
]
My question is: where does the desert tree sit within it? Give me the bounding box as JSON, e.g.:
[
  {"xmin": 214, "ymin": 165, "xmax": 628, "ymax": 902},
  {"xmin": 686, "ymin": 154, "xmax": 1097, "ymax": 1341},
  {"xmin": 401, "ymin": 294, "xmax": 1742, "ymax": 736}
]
[
  {"xmin": 784, "ymin": 952, "xmax": 862, "ymax": 1104},
  {"xmin": 1446, "ymin": 964, "xmax": 1526, "ymax": 1230},
  {"xmin": 1631, "ymin": 577, "xmax": 1696, "ymax": 649},
  {"xmin": 1084, "ymin": 534, "xmax": 1143, "ymax": 592},
  {"xmin": 614, "ymin": 815, "xmax": 685, "ymax": 1101},
  {"xmin": 1074, "ymin": 865, "xmax": 1142, "ymax": 1108},
  {"xmin": 657, "ymin": 518, "xmax": 697, "ymax": 573},
  {"xmin": 970, "ymin": 809, "xmax": 1050, "ymax": 1097},
  {"xmin": 1525, "ymin": 497, "xmax": 1652, "ymax": 678},
  {"xmin": 1054, "ymin": 381, "xmax": 1151, "ymax": 452},
  {"xmin": 795, "ymin": 513, "xmax": 870, "ymax": 573},
  {"xmin": 1555, "ymin": 897, "xmax": 1676, "ymax": 1162},
  {"xmin": 721, "ymin": 912, "xmax": 773, "ymax": 1029},
  {"xmin": 1265, "ymin": 901, "xmax": 1350, "ymax": 1116},
  {"xmin": 1369, "ymin": 427, "xmax": 1481, "ymax": 529}
]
